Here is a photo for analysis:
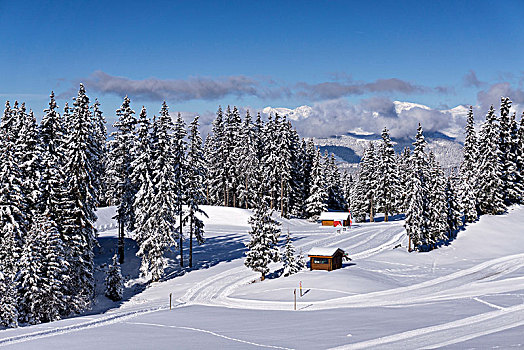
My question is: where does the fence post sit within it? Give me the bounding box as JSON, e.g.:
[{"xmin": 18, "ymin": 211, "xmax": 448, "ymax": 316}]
[
  {"xmin": 170, "ymin": 293, "xmax": 172, "ymax": 310},
  {"xmin": 300, "ymin": 281, "xmax": 302, "ymax": 297},
  {"xmin": 294, "ymin": 289, "xmax": 296, "ymax": 310}
]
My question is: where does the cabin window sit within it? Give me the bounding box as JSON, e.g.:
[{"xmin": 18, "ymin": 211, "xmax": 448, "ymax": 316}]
[{"xmin": 313, "ymin": 258, "xmax": 329, "ymax": 264}]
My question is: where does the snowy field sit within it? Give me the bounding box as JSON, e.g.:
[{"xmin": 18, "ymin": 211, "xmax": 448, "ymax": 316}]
[{"xmin": 1, "ymin": 205, "xmax": 524, "ymax": 349}]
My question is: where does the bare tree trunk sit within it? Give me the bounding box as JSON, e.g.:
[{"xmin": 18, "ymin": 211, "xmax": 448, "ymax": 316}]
[
  {"xmin": 408, "ymin": 236, "xmax": 412, "ymax": 252},
  {"xmin": 118, "ymin": 217, "xmax": 124, "ymax": 264},
  {"xmin": 189, "ymin": 214, "xmax": 193, "ymax": 268},
  {"xmin": 245, "ymin": 176, "xmax": 249, "ymax": 209},
  {"xmin": 179, "ymin": 201, "xmax": 183, "ymax": 268},
  {"xmin": 224, "ymin": 183, "xmax": 227, "ymax": 207},
  {"xmin": 369, "ymin": 197, "xmax": 374, "ymax": 222},
  {"xmin": 384, "ymin": 203, "xmax": 389, "ymax": 222},
  {"xmin": 233, "ymin": 192, "xmax": 236, "ymax": 208},
  {"xmin": 280, "ymin": 178, "xmax": 284, "ymax": 217}
]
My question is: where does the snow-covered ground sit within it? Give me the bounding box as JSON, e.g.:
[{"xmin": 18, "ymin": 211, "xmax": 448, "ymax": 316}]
[{"xmin": 1, "ymin": 205, "xmax": 524, "ymax": 349}]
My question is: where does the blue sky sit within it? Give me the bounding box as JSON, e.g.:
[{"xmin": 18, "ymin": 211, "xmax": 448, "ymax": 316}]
[{"xmin": 1, "ymin": 0, "xmax": 523, "ymax": 136}]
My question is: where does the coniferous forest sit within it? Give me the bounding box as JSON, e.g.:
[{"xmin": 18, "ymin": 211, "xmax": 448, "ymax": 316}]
[{"xmin": 1, "ymin": 84, "xmax": 523, "ymax": 327}]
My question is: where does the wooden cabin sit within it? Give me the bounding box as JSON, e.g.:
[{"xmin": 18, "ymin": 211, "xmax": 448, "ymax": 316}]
[
  {"xmin": 318, "ymin": 212, "xmax": 351, "ymax": 227},
  {"xmin": 308, "ymin": 247, "xmax": 346, "ymax": 271}
]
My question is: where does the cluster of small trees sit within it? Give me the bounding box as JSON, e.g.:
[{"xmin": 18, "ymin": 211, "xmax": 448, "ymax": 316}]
[
  {"xmin": 350, "ymin": 98, "xmax": 524, "ymax": 251},
  {"xmin": 0, "ymin": 86, "xmax": 104, "ymax": 327},
  {"xmin": 204, "ymin": 108, "xmax": 348, "ymax": 219}
]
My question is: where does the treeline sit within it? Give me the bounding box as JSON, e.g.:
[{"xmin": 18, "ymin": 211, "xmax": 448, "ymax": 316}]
[
  {"xmin": 350, "ymin": 98, "xmax": 524, "ymax": 251},
  {"xmin": 203, "ymin": 107, "xmax": 348, "ymax": 217},
  {"xmin": 0, "ymin": 85, "xmax": 349, "ymax": 327}
]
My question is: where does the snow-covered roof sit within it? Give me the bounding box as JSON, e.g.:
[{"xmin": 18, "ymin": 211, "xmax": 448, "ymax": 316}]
[
  {"xmin": 308, "ymin": 247, "xmax": 345, "ymax": 257},
  {"xmin": 318, "ymin": 212, "xmax": 350, "ymax": 221}
]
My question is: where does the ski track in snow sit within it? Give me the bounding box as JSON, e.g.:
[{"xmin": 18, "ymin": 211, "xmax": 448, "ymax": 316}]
[
  {"xmin": 0, "ymin": 306, "xmax": 174, "ymax": 347},
  {"xmin": 330, "ymin": 303, "xmax": 524, "ymax": 349},
  {"xmin": 126, "ymin": 321, "xmax": 294, "ymax": 350}
]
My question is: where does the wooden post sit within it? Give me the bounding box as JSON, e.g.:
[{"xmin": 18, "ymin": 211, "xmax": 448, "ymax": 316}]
[
  {"xmin": 294, "ymin": 289, "xmax": 296, "ymax": 310},
  {"xmin": 189, "ymin": 215, "xmax": 193, "ymax": 268},
  {"xmin": 170, "ymin": 293, "xmax": 172, "ymax": 310},
  {"xmin": 300, "ymin": 281, "xmax": 302, "ymax": 297}
]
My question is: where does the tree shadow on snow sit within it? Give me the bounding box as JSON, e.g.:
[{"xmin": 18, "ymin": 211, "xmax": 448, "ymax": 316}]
[{"xmin": 88, "ymin": 233, "xmax": 248, "ymax": 316}]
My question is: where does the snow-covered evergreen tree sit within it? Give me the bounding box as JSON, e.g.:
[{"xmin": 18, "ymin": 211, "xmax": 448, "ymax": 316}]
[
  {"xmin": 427, "ymin": 152, "xmax": 447, "ymax": 247},
  {"xmin": 282, "ymin": 230, "xmax": 302, "ymax": 277},
  {"xmin": 173, "ymin": 112, "xmax": 187, "ymax": 267},
  {"xmin": 517, "ymin": 113, "xmax": 524, "ymax": 203},
  {"xmin": 476, "ymin": 106, "xmax": 505, "ymax": 215},
  {"xmin": 405, "ymin": 124, "xmax": 429, "ymax": 251},
  {"xmin": 105, "ymin": 254, "xmax": 123, "ymax": 302},
  {"xmin": 245, "ymin": 196, "xmax": 281, "ymax": 280},
  {"xmin": 91, "ymin": 99, "xmax": 109, "ymax": 206},
  {"xmin": 19, "ymin": 215, "xmax": 67, "ymax": 324},
  {"xmin": 352, "ymin": 142, "xmax": 377, "ymax": 222},
  {"xmin": 206, "ymin": 107, "xmax": 227, "ymax": 206},
  {"xmin": 459, "ymin": 106, "xmax": 478, "ymax": 222},
  {"xmin": 15, "ymin": 108, "xmax": 41, "ymax": 223},
  {"xmin": 445, "ymin": 177, "xmax": 462, "ymax": 239},
  {"xmin": 135, "ymin": 102, "xmax": 179, "ymax": 281},
  {"xmin": 505, "ymin": 112, "xmax": 523, "ymax": 203},
  {"xmin": 184, "ymin": 116, "xmax": 207, "ymax": 268},
  {"xmin": 107, "ymin": 96, "xmax": 137, "ymax": 264},
  {"xmin": 305, "ymin": 150, "xmax": 328, "ymax": 219},
  {"xmin": 376, "ymin": 127, "xmax": 399, "ymax": 221},
  {"xmin": 397, "ymin": 147, "xmax": 411, "ymax": 212},
  {"xmin": 62, "ymin": 84, "xmax": 98, "ymax": 311}
]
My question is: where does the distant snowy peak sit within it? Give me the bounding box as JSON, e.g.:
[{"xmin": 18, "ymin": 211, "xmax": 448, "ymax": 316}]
[
  {"xmin": 262, "ymin": 105, "xmax": 313, "ymax": 121},
  {"xmin": 393, "ymin": 101, "xmax": 432, "ymax": 114}
]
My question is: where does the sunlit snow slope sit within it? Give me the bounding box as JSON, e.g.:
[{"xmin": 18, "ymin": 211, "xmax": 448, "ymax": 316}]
[{"xmin": 1, "ymin": 205, "xmax": 523, "ymax": 349}]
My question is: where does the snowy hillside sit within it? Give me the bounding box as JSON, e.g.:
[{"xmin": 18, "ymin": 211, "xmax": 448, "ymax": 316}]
[{"xmin": 1, "ymin": 205, "xmax": 524, "ymax": 349}]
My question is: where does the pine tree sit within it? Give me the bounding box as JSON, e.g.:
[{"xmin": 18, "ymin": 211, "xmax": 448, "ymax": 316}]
[
  {"xmin": 184, "ymin": 116, "xmax": 207, "ymax": 268},
  {"xmin": 282, "ymin": 230, "xmax": 302, "ymax": 277},
  {"xmin": 405, "ymin": 124, "xmax": 430, "ymax": 251},
  {"xmin": 15, "ymin": 108, "xmax": 41, "ymax": 223},
  {"xmin": 245, "ymin": 197, "xmax": 281, "ymax": 280},
  {"xmin": 91, "ymin": 99, "xmax": 109, "ymax": 206},
  {"xmin": 516, "ymin": 113, "xmax": 524, "ymax": 203},
  {"xmin": 105, "ymin": 254, "xmax": 123, "ymax": 301},
  {"xmin": 445, "ymin": 177, "xmax": 462, "ymax": 239},
  {"xmin": 206, "ymin": 107, "xmax": 227, "ymax": 206},
  {"xmin": 237, "ymin": 111, "xmax": 260, "ymax": 210},
  {"xmin": 107, "ymin": 96, "xmax": 137, "ymax": 264},
  {"xmin": 0, "ymin": 119, "xmax": 25, "ymax": 327},
  {"xmin": 506, "ymin": 112, "xmax": 523, "ymax": 203},
  {"xmin": 351, "ymin": 142, "xmax": 377, "ymax": 222},
  {"xmin": 397, "ymin": 147, "xmax": 411, "ymax": 212},
  {"xmin": 498, "ymin": 97, "xmax": 513, "ymax": 204},
  {"xmin": 136, "ymin": 102, "xmax": 179, "ymax": 281},
  {"xmin": 427, "ymin": 152, "xmax": 447, "ymax": 247},
  {"xmin": 62, "ymin": 84, "xmax": 98, "ymax": 311},
  {"xmin": 459, "ymin": 106, "xmax": 478, "ymax": 222},
  {"xmin": 305, "ymin": 149, "xmax": 328, "ymax": 219},
  {"xmin": 173, "ymin": 113, "xmax": 187, "ymax": 267},
  {"xmin": 477, "ymin": 106, "xmax": 505, "ymax": 215},
  {"xmin": 376, "ymin": 127, "xmax": 399, "ymax": 221}
]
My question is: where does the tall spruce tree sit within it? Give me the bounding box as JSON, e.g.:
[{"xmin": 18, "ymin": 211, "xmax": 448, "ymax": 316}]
[
  {"xmin": 62, "ymin": 84, "xmax": 98, "ymax": 311},
  {"xmin": 184, "ymin": 116, "xmax": 207, "ymax": 268},
  {"xmin": 352, "ymin": 142, "xmax": 377, "ymax": 222},
  {"xmin": 476, "ymin": 106, "xmax": 505, "ymax": 215},
  {"xmin": 136, "ymin": 102, "xmax": 179, "ymax": 281},
  {"xmin": 427, "ymin": 152, "xmax": 447, "ymax": 248},
  {"xmin": 405, "ymin": 124, "xmax": 429, "ymax": 251},
  {"xmin": 107, "ymin": 96, "xmax": 137, "ymax": 264},
  {"xmin": 305, "ymin": 149, "xmax": 328, "ymax": 218},
  {"xmin": 173, "ymin": 112, "xmax": 187, "ymax": 267},
  {"xmin": 459, "ymin": 106, "xmax": 478, "ymax": 222},
  {"xmin": 445, "ymin": 177, "xmax": 462, "ymax": 239},
  {"xmin": 376, "ymin": 127, "xmax": 399, "ymax": 221}
]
